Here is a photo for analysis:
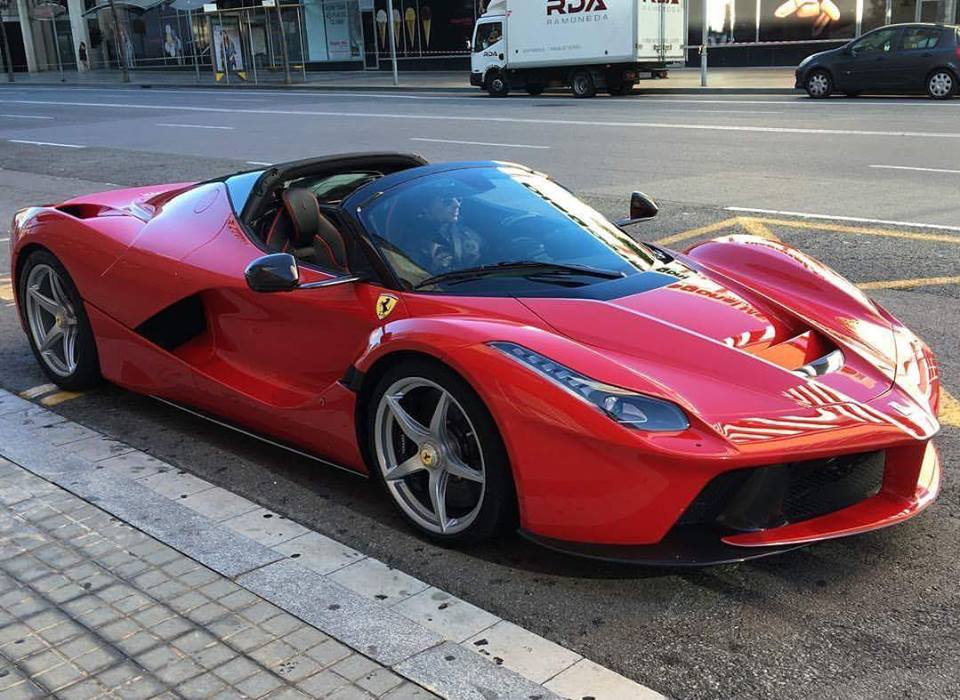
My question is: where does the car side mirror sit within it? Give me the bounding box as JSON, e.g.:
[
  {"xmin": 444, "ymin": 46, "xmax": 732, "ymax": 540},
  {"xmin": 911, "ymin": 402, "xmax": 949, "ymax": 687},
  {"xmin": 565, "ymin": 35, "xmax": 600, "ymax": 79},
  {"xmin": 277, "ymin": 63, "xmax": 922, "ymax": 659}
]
[
  {"xmin": 245, "ymin": 253, "xmax": 300, "ymax": 293},
  {"xmin": 245, "ymin": 252, "xmax": 366, "ymax": 293},
  {"xmin": 617, "ymin": 191, "xmax": 659, "ymax": 227}
]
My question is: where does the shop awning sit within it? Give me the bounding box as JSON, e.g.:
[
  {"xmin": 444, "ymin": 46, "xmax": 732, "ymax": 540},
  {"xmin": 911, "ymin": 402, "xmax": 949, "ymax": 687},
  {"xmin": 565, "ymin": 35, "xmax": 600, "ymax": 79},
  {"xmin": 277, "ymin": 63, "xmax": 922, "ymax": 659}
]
[{"xmin": 82, "ymin": 0, "xmax": 168, "ymax": 17}]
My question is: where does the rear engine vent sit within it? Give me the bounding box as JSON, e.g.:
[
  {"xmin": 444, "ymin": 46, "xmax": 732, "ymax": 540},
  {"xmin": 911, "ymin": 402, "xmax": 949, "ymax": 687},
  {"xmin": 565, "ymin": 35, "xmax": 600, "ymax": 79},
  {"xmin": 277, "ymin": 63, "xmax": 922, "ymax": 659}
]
[
  {"xmin": 56, "ymin": 203, "xmax": 112, "ymax": 219},
  {"xmin": 678, "ymin": 451, "xmax": 885, "ymax": 532}
]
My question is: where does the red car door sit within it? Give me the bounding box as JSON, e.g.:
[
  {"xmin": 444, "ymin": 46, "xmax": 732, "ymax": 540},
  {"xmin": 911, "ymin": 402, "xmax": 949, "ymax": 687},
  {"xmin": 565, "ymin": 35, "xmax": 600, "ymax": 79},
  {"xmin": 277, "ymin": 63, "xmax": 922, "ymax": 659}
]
[{"xmin": 178, "ymin": 221, "xmax": 403, "ymax": 471}]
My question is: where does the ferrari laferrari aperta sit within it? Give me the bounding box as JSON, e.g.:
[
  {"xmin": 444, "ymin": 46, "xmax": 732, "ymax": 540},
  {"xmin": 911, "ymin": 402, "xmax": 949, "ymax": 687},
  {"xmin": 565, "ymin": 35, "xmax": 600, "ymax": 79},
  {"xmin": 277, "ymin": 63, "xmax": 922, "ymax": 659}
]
[{"xmin": 10, "ymin": 153, "xmax": 942, "ymax": 564}]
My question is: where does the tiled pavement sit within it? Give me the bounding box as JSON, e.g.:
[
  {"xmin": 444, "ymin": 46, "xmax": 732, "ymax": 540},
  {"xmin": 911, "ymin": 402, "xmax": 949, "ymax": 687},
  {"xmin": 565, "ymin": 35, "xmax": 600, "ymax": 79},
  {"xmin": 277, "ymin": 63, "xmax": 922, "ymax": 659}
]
[
  {"xmin": 0, "ymin": 460, "xmax": 435, "ymax": 700},
  {"xmin": 0, "ymin": 388, "xmax": 664, "ymax": 700}
]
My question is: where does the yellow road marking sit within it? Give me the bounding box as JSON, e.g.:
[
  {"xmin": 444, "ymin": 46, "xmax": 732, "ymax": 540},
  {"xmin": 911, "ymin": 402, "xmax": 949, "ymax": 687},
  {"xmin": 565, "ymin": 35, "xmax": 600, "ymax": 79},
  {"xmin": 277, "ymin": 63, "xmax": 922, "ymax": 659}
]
[
  {"xmin": 19, "ymin": 383, "xmax": 57, "ymax": 399},
  {"xmin": 941, "ymin": 389, "xmax": 960, "ymax": 429},
  {"xmin": 858, "ymin": 276, "xmax": 960, "ymax": 290},
  {"xmin": 0, "ymin": 282, "xmax": 13, "ymax": 302},
  {"xmin": 736, "ymin": 217, "xmax": 779, "ymax": 240},
  {"xmin": 654, "ymin": 217, "xmax": 741, "ymax": 246},
  {"xmin": 40, "ymin": 391, "xmax": 84, "ymax": 407},
  {"xmin": 751, "ymin": 217, "xmax": 960, "ymax": 246}
]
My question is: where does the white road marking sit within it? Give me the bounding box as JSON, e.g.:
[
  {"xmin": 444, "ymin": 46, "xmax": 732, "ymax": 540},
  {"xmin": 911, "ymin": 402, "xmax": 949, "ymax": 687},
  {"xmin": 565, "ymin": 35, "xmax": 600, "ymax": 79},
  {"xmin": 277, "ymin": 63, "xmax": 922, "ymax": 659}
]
[
  {"xmin": 246, "ymin": 161, "xmax": 271, "ymax": 165},
  {"xmin": 155, "ymin": 122, "xmax": 235, "ymax": 130},
  {"xmin": 0, "ymin": 114, "xmax": 55, "ymax": 120},
  {"xmin": 411, "ymin": 137, "xmax": 550, "ymax": 149},
  {"xmin": 0, "ymin": 237, "xmax": 9, "ymax": 243},
  {"xmin": 9, "ymin": 100, "xmax": 960, "ymax": 139},
  {"xmin": 870, "ymin": 164, "xmax": 960, "ymax": 175},
  {"xmin": 727, "ymin": 207, "xmax": 960, "ymax": 232},
  {"xmin": 8, "ymin": 139, "xmax": 85, "ymax": 148}
]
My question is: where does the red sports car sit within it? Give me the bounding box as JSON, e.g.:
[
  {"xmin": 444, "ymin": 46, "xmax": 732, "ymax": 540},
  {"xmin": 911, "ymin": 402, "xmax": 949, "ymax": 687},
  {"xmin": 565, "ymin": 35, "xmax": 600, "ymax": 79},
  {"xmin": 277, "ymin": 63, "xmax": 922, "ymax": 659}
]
[{"xmin": 10, "ymin": 153, "xmax": 942, "ymax": 564}]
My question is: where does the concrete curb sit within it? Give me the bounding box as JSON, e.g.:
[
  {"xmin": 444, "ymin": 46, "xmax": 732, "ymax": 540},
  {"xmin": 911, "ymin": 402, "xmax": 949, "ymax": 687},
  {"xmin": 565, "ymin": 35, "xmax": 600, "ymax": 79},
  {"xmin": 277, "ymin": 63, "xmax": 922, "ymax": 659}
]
[
  {"xmin": 1, "ymin": 80, "xmax": 801, "ymax": 95},
  {"xmin": 0, "ymin": 389, "xmax": 666, "ymax": 700}
]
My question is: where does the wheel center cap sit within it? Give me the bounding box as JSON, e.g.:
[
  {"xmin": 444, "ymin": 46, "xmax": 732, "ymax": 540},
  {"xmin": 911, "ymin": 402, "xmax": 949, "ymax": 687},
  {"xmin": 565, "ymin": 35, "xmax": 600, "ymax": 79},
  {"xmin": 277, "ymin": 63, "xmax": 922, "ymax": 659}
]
[{"xmin": 419, "ymin": 443, "xmax": 439, "ymax": 469}]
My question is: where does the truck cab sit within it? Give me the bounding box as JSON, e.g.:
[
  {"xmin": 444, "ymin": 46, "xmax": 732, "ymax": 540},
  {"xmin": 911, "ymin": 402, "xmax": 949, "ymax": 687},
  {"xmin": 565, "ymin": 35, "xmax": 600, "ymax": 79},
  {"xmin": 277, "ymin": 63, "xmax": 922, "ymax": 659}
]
[{"xmin": 470, "ymin": 14, "xmax": 508, "ymax": 95}]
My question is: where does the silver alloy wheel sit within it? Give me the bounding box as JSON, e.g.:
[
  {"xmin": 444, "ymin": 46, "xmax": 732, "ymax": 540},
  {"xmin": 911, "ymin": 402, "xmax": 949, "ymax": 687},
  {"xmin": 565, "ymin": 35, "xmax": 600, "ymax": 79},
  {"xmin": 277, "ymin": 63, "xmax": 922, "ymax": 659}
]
[
  {"xmin": 929, "ymin": 71, "xmax": 954, "ymax": 99},
  {"xmin": 807, "ymin": 72, "xmax": 830, "ymax": 97},
  {"xmin": 374, "ymin": 377, "xmax": 486, "ymax": 535},
  {"xmin": 24, "ymin": 263, "xmax": 80, "ymax": 378}
]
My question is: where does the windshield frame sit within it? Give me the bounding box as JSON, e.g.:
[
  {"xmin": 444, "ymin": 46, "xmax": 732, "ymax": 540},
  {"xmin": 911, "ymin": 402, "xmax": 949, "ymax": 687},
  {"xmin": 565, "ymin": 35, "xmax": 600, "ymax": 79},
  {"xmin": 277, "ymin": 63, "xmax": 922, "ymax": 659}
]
[{"xmin": 348, "ymin": 164, "xmax": 658, "ymax": 296}]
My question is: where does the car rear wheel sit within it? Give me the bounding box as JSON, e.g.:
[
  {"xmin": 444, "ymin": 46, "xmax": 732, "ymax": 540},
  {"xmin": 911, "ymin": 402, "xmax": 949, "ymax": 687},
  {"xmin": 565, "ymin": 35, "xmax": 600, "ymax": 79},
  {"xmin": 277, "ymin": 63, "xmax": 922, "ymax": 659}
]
[
  {"xmin": 927, "ymin": 70, "xmax": 956, "ymax": 100},
  {"xmin": 805, "ymin": 70, "xmax": 832, "ymax": 98},
  {"xmin": 368, "ymin": 359, "xmax": 516, "ymax": 545},
  {"xmin": 18, "ymin": 250, "xmax": 101, "ymax": 391},
  {"xmin": 570, "ymin": 70, "xmax": 596, "ymax": 98}
]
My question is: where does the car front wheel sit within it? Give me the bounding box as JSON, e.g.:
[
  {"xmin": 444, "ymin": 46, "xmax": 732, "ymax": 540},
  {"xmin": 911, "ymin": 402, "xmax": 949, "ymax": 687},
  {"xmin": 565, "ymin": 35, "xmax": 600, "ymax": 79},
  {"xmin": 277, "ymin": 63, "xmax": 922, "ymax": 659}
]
[
  {"xmin": 927, "ymin": 70, "xmax": 956, "ymax": 100},
  {"xmin": 805, "ymin": 69, "xmax": 832, "ymax": 98},
  {"xmin": 368, "ymin": 359, "xmax": 516, "ymax": 544},
  {"xmin": 18, "ymin": 249, "xmax": 102, "ymax": 391}
]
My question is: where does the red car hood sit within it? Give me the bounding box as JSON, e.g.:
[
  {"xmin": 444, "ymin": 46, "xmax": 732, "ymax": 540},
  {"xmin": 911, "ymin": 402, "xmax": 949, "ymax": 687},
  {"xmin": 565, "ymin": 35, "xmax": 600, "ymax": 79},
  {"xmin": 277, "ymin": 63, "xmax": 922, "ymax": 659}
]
[{"xmin": 519, "ymin": 270, "xmax": 897, "ymax": 422}]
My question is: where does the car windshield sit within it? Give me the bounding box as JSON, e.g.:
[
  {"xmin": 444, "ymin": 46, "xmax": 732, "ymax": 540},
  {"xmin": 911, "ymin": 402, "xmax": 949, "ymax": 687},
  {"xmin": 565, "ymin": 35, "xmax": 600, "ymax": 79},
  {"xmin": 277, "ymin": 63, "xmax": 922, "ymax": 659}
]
[{"xmin": 359, "ymin": 165, "xmax": 656, "ymax": 291}]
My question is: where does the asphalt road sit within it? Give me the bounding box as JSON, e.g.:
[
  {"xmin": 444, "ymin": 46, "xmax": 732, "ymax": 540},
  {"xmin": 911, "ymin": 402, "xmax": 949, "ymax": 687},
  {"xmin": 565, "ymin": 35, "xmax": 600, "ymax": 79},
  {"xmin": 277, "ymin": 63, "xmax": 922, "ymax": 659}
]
[{"xmin": 1, "ymin": 85, "xmax": 959, "ymax": 700}]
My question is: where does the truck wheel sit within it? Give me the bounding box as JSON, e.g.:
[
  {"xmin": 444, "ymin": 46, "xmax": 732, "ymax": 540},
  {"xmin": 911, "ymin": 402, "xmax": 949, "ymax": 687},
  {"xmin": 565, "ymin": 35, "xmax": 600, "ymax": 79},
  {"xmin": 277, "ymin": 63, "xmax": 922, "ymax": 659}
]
[
  {"xmin": 486, "ymin": 72, "xmax": 509, "ymax": 98},
  {"xmin": 570, "ymin": 70, "xmax": 596, "ymax": 99},
  {"xmin": 525, "ymin": 84, "xmax": 544, "ymax": 96}
]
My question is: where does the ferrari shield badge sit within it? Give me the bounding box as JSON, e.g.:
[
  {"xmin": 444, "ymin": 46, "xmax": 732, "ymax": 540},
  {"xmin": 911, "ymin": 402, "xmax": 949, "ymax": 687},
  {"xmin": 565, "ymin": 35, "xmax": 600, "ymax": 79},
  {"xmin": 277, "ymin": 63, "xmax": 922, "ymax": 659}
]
[{"xmin": 376, "ymin": 294, "xmax": 399, "ymax": 320}]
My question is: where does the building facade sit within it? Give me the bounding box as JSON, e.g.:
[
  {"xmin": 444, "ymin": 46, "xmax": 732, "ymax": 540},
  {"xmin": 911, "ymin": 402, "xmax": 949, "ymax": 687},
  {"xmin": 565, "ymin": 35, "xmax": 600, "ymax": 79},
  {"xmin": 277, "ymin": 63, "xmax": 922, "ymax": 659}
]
[{"xmin": 1, "ymin": 0, "xmax": 957, "ymax": 75}]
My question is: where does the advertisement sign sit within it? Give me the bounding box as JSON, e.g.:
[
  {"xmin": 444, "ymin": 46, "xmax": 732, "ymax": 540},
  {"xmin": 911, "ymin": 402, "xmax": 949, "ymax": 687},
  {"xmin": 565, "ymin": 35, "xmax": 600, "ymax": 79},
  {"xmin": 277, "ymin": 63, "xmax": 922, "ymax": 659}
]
[
  {"xmin": 759, "ymin": 0, "xmax": 855, "ymax": 40},
  {"xmin": 213, "ymin": 22, "xmax": 244, "ymax": 72}
]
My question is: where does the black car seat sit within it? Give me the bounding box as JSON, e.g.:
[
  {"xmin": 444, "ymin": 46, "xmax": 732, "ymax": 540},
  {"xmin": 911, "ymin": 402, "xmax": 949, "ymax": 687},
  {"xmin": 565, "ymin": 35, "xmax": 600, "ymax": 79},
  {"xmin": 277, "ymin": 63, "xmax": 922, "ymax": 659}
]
[{"xmin": 264, "ymin": 189, "xmax": 348, "ymax": 271}]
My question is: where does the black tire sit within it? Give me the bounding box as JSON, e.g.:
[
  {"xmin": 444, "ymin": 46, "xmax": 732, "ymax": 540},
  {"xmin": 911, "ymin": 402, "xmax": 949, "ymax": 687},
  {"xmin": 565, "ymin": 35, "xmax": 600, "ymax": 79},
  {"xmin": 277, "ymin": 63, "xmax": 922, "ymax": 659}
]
[
  {"xmin": 17, "ymin": 249, "xmax": 102, "ymax": 391},
  {"xmin": 926, "ymin": 69, "xmax": 956, "ymax": 100},
  {"xmin": 608, "ymin": 81, "xmax": 635, "ymax": 96},
  {"xmin": 525, "ymin": 84, "xmax": 545, "ymax": 96},
  {"xmin": 485, "ymin": 71, "xmax": 509, "ymax": 97},
  {"xmin": 366, "ymin": 357, "xmax": 517, "ymax": 545},
  {"xmin": 570, "ymin": 69, "xmax": 596, "ymax": 98},
  {"xmin": 805, "ymin": 69, "xmax": 832, "ymax": 99}
]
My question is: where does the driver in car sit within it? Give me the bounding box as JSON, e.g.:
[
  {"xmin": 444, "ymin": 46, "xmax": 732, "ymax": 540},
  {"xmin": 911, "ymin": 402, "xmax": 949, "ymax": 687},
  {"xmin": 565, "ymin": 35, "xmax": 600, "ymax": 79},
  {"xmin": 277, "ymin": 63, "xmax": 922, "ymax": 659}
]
[{"xmin": 410, "ymin": 185, "xmax": 482, "ymax": 275}]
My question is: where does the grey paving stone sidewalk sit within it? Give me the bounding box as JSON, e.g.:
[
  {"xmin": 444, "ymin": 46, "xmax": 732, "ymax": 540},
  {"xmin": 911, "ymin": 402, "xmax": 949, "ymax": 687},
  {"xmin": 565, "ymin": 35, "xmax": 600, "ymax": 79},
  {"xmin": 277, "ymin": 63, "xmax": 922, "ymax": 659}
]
[{"xmin": 0, "ymin": 458, "xmax": 437, "ymax": 700}]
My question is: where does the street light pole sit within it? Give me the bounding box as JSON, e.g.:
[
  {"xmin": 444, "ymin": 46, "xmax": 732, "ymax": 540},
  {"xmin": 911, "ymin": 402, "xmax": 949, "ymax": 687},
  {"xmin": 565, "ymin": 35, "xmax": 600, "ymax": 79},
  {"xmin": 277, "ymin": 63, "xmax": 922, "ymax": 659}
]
[
  {"xmin": 108, "ymin": 0, "xmax": 129, "ymax": 82},
  {"xmin": 700, "ymin": 0, "xmax": 707, "ymax": 87},
  {"xmin": 0, "ymin": 0, "xmax": 14, "ymax": 82},
  {"xmin": 386, "ymin": 0, "xmax": 398, "ymax": 86},
  {"xmin": 275, "ymin": 0, "xmax": 291, "ymax": 84}
]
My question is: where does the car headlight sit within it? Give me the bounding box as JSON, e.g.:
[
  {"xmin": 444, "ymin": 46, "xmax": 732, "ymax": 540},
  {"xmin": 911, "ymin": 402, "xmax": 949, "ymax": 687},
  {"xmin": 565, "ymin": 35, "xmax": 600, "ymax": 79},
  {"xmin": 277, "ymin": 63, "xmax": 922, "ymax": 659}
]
[{"xmin": 488, "ymin": 342, "xmax": 689, "ymax": 432}]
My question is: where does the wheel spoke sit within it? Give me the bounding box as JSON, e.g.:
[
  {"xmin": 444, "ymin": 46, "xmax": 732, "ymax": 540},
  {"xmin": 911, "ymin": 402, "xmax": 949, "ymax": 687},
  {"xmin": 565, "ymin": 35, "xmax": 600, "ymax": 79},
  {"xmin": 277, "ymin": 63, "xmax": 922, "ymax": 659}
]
[
  {"xmin": 429, "ymin": 391, "xmax": 450, "ymax": 439},
  {"xmin": 445, "ymin": 454, "xmax": 484, "ymax": 483},
  {"xmin": 428, "ymin": 469, "xmax": 449, "ymax": 533},
  {"xmin": 50, "ymin": 272, "xmax": 68, "ymax": 306},
  {"xmin": 40, "ymin": 325, "xmax": 64, "ymax": 352},
  {"xmin": 63, "ymin": 326, "xmax": 77, "ymax": 372},
  {"xmin": 385, "ymin": 394, "xmax": 431, "ymax": 443},
  {"xmin": 384, "ymin": 454, "xmax": 427, "ymax": 482},
  {"xmin": 29, "ymin": 287, "xmax": 59, "ymax": 316}
]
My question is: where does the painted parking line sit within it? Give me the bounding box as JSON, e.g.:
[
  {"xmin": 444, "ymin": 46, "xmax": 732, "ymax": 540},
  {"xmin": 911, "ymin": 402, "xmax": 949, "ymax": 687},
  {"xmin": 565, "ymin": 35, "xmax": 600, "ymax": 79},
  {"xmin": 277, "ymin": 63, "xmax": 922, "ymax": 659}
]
[
  {"xmin": 941, "ymin": 389, "xmax": 960, "ymax": 430},
  {"xmin": 654, "ymin": 217, "xmax": 743, "ymax": 246},
  {"xmin": 9, "ymin": 99, "xmax": 960, "ymax": 140},
  {"xmin": 155, "ymin": 123, "xmax": 235, "ymax": 130},
  {"xmin": 0, "ymin": 280, "xmax": 14, "ymax": 302},
  {"xmin": 246, "ymin": 160, "xmax": 272, "ymax": 166},
  {"xmin": 410, "ymin": 137, "xmax": 551, "ymax": 150},
  {"xmin": 19, "ymin": 383, "xmax": 57, "ymax": 399},
  {"xmin": 858, "ymin": 276, "xmax": 960, "ymax": 290},
  {"xmin": 8, "ymin": 139, "xmax": 85, "ymax": 148},
  {"xmin": 40, "ymin": 390, "xmax": 85, "ymax": 407},
  {"xmin": 0, "ymin": 114, "xmax": 55, "ymax": 120},
  {"xmin": 727, "ymin": 208, "xmax": 960, "ymax": 233},
  {"xmin": 870, "ymin": 165, "xmax": 960, "ymax": 175}
]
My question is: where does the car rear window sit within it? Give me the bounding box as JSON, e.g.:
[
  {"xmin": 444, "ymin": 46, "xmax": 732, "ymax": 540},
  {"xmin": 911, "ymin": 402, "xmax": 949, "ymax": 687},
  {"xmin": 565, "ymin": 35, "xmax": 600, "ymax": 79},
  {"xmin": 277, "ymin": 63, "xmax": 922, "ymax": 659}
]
[{"xmin": 901, "ymin": 27, "xmax": 942, "ymax": 50}]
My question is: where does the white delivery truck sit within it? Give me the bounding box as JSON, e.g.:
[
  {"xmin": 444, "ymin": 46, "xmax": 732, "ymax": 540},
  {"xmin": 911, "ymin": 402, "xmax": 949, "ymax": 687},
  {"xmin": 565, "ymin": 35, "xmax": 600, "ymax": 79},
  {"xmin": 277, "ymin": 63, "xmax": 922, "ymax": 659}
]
[{"xmin": 470, "ymin": 0, "xmax": 686, "ymax": 98}]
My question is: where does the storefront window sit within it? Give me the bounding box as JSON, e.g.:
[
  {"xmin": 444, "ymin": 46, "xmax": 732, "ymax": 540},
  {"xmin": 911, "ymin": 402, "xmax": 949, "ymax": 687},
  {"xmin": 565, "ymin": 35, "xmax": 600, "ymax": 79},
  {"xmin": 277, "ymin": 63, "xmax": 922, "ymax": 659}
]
[
  {"xmin": 890, "ymin": 0, "xmax": 917, "ymax": 22},
  {"xmin": 303, "ymin": 0, "xmax": 361, "ymax": 62},
  {"xmin": 706, "ymin": 0, "xmax": 757, "ymax": 44},
  {"xmin": 860, "ymin": 0, "xmax": 888, "ymax": 32},
  {"xmin": 372, "ymin": 0, "xmax": 474, "ymax": 57},
  {"xmin": 759, "ymin": 0, "xmax": 856, "ymax": 42}
]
